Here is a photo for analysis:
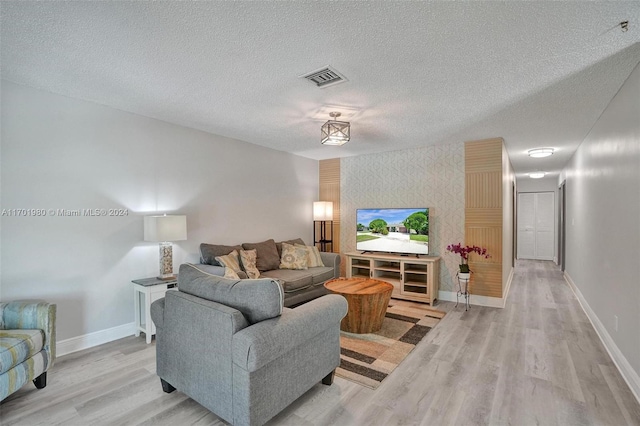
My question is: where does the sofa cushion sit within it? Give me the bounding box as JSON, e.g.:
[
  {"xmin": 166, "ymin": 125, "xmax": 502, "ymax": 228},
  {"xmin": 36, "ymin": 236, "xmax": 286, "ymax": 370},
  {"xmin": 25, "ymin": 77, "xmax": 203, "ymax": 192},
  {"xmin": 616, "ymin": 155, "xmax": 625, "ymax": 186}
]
[
  {"xmin": 239, "ymin": 249, "xmax": 260, "ymax": 279},
  {"xmin": 260, "ymin": 269, "xmax": 313, "ymax": 293},
  {"xmin": 279, "ymin": 243, "xmax": 308, "ymax": 270},
  {"xmin": 276, "ymin": 238, "xmax": 305, "ymax": 258},
  {"xmin": 0, "ymin": 329, "xmax": 44, "ymax": 374},
  {"xmin": 295, "ymin": 244, "xmax": 325, "ymax": 268},
  {"xmin": 310, "ymin": 266, "xmax": 336, "ymax": 286},
  {"xmin": 215, "ymin": 250, "xmax": 243, "ymax": 274},
  {"xmin": 178, "ymin": 263, "xmax": 283, "ymax": 324},
  {"xmin": 200, "ymin": 243, "xmax": 243, "ymax": 266},
  {"xmin": 242, "ymin": 239, "xmax": 280, "ymax": 272}
]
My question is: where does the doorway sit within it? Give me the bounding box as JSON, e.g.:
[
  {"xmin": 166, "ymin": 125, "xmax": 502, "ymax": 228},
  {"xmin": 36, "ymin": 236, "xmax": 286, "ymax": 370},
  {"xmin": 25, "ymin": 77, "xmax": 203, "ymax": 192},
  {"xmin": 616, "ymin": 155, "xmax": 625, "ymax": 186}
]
[
  {"xmin": 517, "ymin": 192, "xmax": 555, "ymax": 260},
  {"xmin": 558, "ymin": 182, "xmax": 566, "ymax": 270}
]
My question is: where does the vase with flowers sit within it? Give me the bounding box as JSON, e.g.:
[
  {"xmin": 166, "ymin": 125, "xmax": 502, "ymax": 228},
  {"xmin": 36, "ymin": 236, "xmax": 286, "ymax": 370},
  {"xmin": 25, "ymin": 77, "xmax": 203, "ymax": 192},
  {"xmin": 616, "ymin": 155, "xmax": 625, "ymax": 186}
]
[{"xmin": 446, "ymin": 243, "xmax": 491, "ymax": 279}]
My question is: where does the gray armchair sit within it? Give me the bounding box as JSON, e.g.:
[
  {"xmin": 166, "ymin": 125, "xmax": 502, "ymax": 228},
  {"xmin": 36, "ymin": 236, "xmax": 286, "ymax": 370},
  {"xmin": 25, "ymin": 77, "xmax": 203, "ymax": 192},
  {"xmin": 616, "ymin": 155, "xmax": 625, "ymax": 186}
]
[{"xmin": 151, "ymin": 263, "xmax": 347, "ymax": 426}]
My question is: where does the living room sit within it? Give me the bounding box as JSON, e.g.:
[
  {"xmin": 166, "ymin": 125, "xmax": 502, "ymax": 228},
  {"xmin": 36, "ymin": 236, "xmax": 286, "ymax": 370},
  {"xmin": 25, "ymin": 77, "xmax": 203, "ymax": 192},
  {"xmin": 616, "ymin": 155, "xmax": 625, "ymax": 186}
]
[{"xmin": 2, "ymin": 2, "xmax": 640, "ymax": 425}]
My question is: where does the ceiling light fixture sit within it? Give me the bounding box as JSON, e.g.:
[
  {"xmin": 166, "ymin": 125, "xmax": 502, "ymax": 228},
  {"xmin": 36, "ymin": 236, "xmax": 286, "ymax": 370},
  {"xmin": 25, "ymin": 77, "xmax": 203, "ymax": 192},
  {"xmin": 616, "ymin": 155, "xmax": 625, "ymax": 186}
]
[
  {"xmin": 321, "ymin": 112, "xmax": 350, "ymax": 146},
  {"xmin": 528, "ymin": 148, "xmax": 554, "ymax": 158},
  {"xmin": 529, "ymin": 172, "xmax": 546, "ymax": 179}
]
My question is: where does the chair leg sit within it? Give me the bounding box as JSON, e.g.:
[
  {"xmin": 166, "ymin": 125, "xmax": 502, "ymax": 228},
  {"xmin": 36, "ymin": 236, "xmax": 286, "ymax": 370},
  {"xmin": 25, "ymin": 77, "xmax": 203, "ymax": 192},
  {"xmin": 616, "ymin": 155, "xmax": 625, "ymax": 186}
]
[
  {"xmin": 161, "ymin": 378, "xmax": 176, "ymax": 393},
  {"xmin": 322, "ymin": 370, "xmax": 335, "ymax": 385},
  {"xmin": 33, "ymin": 372, "xmax": 47, "ymax": 389}
]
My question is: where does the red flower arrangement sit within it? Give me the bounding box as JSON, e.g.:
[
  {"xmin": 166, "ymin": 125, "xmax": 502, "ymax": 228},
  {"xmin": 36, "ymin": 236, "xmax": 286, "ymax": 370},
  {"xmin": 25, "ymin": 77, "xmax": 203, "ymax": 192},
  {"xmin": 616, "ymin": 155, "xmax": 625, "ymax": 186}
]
[{"xmin": 446, "ymin": 243, "xmax": 491, "ymax": 273}]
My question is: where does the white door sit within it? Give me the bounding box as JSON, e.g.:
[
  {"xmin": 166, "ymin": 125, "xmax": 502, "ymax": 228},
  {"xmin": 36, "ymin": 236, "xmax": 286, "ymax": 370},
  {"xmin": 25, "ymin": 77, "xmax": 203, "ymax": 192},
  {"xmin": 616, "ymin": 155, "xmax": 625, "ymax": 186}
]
[
  {"xmin": 517, "ymin": 192, "xmax": 555, "ymax": 260},
  {"xmin": 517, "ymin": 193, "xmax": 536, "ymax": 258}
]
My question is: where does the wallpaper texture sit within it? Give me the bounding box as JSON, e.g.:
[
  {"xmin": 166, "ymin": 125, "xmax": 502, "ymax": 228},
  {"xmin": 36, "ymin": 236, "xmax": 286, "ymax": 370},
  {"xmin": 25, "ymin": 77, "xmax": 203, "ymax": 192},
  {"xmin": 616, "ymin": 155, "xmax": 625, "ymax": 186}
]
[{"xmin": 341, "ymin": 143, "xmax": 465, "ymax": 292}]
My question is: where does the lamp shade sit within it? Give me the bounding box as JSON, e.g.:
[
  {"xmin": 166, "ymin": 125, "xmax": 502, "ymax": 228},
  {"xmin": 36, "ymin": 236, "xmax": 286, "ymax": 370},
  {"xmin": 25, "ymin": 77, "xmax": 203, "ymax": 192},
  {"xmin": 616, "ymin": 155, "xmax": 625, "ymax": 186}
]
[
  {"xmin": 144, "ymin": 215, "xmax": 187, "ymax": 242},
  {"xmin": 313, "ymin": 202, "xmax": 334, "ymax": 221}
]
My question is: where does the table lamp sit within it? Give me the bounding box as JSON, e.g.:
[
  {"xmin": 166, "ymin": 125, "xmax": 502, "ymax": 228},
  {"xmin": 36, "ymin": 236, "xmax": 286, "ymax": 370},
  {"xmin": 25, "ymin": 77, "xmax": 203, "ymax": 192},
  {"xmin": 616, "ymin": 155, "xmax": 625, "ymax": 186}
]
[{"xmin": 144, "ymin": 214, "xmax": 187, "ymax": 280}]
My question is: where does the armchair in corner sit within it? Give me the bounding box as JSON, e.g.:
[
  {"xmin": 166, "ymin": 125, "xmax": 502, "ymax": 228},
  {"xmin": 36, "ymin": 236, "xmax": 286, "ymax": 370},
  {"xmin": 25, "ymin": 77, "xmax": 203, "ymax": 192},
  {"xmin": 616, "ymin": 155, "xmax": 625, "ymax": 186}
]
[{"xmin": 0, "ymin": 301, "xmax": 56, "ymax": 401}]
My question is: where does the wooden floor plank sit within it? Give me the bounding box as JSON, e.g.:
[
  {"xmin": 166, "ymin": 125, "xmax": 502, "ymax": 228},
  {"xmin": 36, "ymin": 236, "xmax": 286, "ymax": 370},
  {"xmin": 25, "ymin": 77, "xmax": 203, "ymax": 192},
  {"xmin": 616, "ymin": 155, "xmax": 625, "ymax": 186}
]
[{"xmin": 2, "ymin": 260, "xmax": 638, "ymax": 425}]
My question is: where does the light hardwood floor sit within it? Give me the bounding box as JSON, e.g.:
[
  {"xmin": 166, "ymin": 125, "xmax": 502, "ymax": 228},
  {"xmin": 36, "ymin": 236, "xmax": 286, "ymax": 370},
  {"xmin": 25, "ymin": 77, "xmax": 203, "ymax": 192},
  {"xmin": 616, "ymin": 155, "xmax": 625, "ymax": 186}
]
[{"xmin": 2, "ymin": 260, "xmax": 639, "ymax": 425}]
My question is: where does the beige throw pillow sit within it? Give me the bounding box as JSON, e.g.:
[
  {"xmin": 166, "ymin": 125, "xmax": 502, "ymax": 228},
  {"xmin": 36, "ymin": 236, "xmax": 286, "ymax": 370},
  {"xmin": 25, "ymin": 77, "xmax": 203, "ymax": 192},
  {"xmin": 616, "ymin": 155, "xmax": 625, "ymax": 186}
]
[
  {"xmin": 224, "ymin": 267, "xmax": 240, "ymax": 279},
  {"xmin": 279, "ymin": 242, "xmax": 308, "ymax": 270},
  {"xmin": 215, "ymin": 250, "xmax": 243, "ymax": 276},
  {"xmin": 295, "ymin": 244, "xmax": 325, "ymax": 268},
  {"xmin": 239, "ymin": 249, "xmax": 260, "ymax": 279}
]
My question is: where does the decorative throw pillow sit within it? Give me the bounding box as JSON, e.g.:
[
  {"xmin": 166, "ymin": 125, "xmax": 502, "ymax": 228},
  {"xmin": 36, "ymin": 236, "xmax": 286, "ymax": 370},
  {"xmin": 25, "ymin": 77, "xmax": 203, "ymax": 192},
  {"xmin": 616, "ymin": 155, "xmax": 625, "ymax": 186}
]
[
  {"xmin": 279, "ymin": 242, "xmax": 308, "ymax": 270},
  {"xmin": 215, "ymin": 250, "xmax": 243, "ymax": 275},
  {"xmin": 276, "ymin": 238, "xmax": 306, "ymax": 258},
  {"xmin": 224, "ymin": 267, "xmax": 240, "ymax": 279},
  {"xmin": 295, "ymin": 244, "xmax": 325, "ymax": 268},
  {"xmin": 239, "ymin": 249, "xmax": 260, "ymax": 279},
  {"xmin": 242, "ymin": 239, "xmax": 280, "ymax": 272}
]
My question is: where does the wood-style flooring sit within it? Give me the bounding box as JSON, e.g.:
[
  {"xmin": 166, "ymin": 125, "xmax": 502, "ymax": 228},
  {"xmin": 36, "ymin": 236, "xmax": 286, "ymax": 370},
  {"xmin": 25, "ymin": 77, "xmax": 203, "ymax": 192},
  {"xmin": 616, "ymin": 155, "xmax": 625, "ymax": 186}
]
[{"xmin": 1, "ymin": 260, "xmax": 639, "ymax": 425}]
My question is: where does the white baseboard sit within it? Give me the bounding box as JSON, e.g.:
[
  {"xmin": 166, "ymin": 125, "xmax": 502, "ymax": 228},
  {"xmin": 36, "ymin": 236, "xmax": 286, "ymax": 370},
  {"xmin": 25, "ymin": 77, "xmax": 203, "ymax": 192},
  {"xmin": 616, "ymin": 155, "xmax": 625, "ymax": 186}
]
[
  {"xmin": 57, "ymin": 322, "xmax": 136, "ymax": 357},
  {"xmin": 502, "ymin": 267, "xmax": 514, "ymax": 308},
  {"xmin": 564, "ymin": 272, "xmax": 640, "ymax": 404}
]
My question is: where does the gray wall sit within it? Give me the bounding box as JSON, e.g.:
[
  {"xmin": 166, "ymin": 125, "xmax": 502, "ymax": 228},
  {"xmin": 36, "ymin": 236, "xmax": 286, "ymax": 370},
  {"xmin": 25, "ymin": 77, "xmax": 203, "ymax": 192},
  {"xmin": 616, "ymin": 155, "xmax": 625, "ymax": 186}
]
[
  {"xmin": 560, "ymin": 62, "xmax": 640, "ymax": 377},
  {"xmin": 1, "ymin": 81, "xmax": 318, "ymax": 341},
  {"xmin": 340, "ymin": 143, "xmax": 465, "ymax": 292}
]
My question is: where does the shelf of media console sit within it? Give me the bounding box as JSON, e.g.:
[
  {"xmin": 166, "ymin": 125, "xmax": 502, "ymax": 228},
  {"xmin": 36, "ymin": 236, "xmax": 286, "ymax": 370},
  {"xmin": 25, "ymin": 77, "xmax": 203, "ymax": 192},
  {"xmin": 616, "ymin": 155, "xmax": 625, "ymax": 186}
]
[{"xmin": 345, "ymin": 251, "xmax": 440, "ymax": 305}]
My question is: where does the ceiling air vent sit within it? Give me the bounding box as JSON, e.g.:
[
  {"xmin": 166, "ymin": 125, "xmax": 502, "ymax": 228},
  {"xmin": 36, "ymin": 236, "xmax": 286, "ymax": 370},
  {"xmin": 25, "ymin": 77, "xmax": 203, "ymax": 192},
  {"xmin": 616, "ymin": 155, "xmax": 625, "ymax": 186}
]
[{"xmin": 300, "ymin": 66, "xmax": 348, "ymax": 88}]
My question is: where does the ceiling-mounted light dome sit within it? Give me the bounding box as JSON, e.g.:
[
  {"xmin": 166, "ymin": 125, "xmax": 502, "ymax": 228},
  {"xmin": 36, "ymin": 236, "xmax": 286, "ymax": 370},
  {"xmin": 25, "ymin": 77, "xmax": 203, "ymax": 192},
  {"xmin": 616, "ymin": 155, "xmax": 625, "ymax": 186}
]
[
  {"xmin": 528, "ymin": 148, "xmax": 554, "ymax": 158},
  {"xmin": 321, "ymin": 112, "xmax": 350, "ymax": 146},
  {"xmin": 529, "ymin": 171, "xmax": 546, "ymax": 179}
]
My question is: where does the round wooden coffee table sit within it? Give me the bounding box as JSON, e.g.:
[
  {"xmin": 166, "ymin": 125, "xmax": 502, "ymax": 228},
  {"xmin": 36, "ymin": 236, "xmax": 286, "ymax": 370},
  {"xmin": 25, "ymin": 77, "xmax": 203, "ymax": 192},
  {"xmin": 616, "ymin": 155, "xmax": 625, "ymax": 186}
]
[{"xmin": 324, "ymin": 277, "xmax": 394, "ymax": 334}]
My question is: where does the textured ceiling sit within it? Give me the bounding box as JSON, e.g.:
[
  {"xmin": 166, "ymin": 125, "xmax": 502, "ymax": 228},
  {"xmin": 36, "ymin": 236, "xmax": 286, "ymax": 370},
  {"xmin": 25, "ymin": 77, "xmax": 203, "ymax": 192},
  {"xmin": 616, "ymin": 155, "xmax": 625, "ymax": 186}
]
[{"xmin": 2, "ymin": 2, "xmax": 640, "ymax": 177}]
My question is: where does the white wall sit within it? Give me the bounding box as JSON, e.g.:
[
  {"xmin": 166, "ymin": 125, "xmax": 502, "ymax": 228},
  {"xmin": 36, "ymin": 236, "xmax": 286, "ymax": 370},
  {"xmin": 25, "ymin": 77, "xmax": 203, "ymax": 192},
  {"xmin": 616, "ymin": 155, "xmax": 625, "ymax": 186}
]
[
  {"xmin": 1, "ymin": 81, "xmax": 318, "ymax": 343},
  {"xmin": 502, "ymin": 143, "xmax": 515, "ymax": 293},
  {"xmin": 560, "ymin": 62, "xmax": 640, "ymax": 387},
  {"xmin": 516, "ymin": 176, "xmax": 558, "ymax": 193},
  {"xmin": 340, "ymin": 143, "xmax": 465, "ymax": 292}
]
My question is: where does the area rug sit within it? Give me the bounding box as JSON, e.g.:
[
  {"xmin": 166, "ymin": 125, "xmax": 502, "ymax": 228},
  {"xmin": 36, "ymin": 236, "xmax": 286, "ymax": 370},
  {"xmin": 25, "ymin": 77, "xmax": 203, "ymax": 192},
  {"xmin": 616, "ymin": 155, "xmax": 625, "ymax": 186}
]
[{"xmin": 336, "ymin": 301, "xmax": 445, "ymax": 389}]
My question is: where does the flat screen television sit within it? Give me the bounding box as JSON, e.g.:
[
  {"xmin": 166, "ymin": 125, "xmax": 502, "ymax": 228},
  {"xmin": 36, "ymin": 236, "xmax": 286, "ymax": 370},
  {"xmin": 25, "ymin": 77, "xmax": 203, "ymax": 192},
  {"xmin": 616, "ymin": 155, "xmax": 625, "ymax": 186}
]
[{"xmin": 356, "ymin": 208, "xmax": 429, "ymax": 256}]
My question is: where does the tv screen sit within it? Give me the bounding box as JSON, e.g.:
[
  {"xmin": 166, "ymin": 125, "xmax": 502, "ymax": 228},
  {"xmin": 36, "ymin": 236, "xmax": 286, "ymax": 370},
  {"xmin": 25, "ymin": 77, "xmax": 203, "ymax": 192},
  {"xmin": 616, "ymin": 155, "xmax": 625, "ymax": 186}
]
[{"xmin": 356, "ymin": 208, "xmax": 429, "ymax": 255}]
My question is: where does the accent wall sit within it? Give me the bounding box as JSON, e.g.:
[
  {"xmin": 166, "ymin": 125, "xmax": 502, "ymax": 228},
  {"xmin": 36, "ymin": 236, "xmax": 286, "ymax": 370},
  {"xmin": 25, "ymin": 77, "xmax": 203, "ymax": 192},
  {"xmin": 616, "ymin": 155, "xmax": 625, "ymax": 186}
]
[{"xmin": 340, "ymin": 143, "xmax": 465, "ymax": 293}]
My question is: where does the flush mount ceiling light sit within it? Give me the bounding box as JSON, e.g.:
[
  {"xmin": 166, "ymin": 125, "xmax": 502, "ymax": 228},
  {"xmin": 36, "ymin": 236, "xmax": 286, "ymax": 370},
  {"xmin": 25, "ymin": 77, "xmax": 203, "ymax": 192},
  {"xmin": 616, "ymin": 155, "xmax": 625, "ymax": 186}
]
[
  {"xmin": 528, "ymin": 148, "xmax": 554, "ymax": 158},
  {"xmin": 529, "ymin": 171, "xmax": 546, "ymax": 179},
  {"xmin": 321, "ymin": 112, "xmax": 350, "ymax": 146}
]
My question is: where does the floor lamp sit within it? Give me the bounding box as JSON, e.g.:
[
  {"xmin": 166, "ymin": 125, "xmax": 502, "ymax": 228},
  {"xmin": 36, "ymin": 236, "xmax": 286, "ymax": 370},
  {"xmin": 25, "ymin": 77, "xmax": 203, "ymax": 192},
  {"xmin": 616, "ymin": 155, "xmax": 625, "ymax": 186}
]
[{"xmin": 313, "ymin": 201, "xmax": 333, "ymax": 252}]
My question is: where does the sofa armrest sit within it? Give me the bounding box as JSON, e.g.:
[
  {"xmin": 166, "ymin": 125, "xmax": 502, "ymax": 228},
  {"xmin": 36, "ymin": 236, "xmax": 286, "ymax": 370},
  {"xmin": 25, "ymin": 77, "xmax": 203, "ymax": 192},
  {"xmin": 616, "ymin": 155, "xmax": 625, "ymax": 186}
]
[
  {"xmin": 150, "ymin": 298, "xmax": 165, "ymax": 330},
  {"xmin": 0, "ymin": 302, "xmax": 57, "ymax": 364},
  {"xmin": 320, "ymin": 252, "xmax": 341, "ymax": 278},
  {"xmin": 232, "ymin": 294, "xmax": 347, "ymax": 372}
]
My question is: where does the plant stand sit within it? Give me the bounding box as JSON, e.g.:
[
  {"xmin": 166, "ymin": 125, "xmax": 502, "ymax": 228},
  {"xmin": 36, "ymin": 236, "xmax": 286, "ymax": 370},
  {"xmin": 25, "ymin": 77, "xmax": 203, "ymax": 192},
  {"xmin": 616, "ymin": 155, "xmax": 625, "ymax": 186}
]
[{"xmin": 456, "ymin": 272, "xmax": 470, "ymax": 311}]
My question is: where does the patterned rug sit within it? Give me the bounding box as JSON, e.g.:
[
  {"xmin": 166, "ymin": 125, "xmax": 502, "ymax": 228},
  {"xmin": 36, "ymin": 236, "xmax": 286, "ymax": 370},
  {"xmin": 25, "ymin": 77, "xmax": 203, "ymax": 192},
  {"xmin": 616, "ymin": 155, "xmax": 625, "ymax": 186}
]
[{"xmin": 336, "ymin": 300, "xmax": 445, "ymax": 389}]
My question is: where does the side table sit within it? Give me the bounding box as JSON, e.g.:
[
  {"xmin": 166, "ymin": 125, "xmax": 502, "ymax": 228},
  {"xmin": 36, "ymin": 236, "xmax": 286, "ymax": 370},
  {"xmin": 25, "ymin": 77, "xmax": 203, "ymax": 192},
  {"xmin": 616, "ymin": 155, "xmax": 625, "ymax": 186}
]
[{"xmin": 132, "ymin": 276, "xmax": 178, "ymax": 343}]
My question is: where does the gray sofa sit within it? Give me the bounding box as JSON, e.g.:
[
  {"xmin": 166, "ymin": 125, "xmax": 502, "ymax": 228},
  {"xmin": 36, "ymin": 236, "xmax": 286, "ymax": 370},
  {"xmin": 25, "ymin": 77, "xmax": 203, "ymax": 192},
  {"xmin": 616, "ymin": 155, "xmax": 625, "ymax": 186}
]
[
  {"xmin": 151, "ymin": 263, "xmax": 348, "ymax": 426},
  {"xmin": 198, "ymin": 238, "xmax": 340, "ymax": 307}
]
